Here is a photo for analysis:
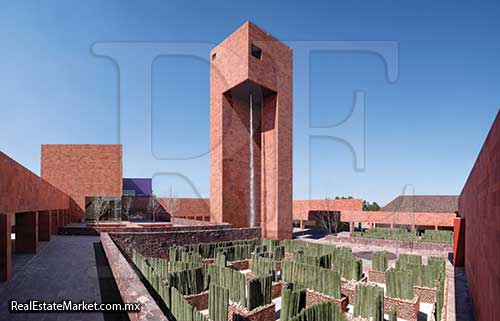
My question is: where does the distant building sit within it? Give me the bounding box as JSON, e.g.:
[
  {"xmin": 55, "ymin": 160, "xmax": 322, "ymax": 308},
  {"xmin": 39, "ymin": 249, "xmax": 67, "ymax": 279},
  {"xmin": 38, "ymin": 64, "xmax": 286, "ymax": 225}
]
[
  {"xmin": 381, "ymin": 195, "xmax": 458, "ymax": 213},
  {"xmin": 122, "ymin": 178, "xmax": 152, "ymax": 197}
]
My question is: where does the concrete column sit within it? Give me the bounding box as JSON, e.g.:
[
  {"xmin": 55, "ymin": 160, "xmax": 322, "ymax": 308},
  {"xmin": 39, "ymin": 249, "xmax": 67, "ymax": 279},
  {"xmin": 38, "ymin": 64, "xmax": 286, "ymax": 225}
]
[
  {"xmin": 434, "ymin": 225, "xmax": 438, "ymax": 230},
  {"xmin": 390, "ymin": 222, "xmax": 394, "ymax": 229},
  {"xmin": 0, "ymin": 214, "xmax": 12, "ymax": 281},
  {"xmin": 15, "ymin": 211, "xmax": 38, "ymax": 254},
  {"xmin": 349, "ymin": 222, "xmax": 354, "ymax": 233},
  {"xmin": 38, "ymin": 211, "xmax": 51, "ymax": 241},
  {"xmin": 51, "ymin": 210, "xmax": 58, "ymax": 235},
  {"xmin": 453, "ymin": 217, "xmax": 465, "ymax": 267}
]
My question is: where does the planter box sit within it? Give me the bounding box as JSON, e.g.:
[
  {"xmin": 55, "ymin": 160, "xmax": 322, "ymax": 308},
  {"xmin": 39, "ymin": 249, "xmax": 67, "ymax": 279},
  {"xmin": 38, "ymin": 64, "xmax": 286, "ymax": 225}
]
[
  {"xmin": 305, "ymin": 289, "xmax": 348, "ymax": 312},
  {"xmin": 368, "ymin": 270, "xmax": 386, "ymax": 284},
  {"xmin": 271, "ymin": 281, "xmax": 283, "ymax": 299},
  {"xmin": 384, "ymin": 295, "xmax": 420, "ymax": 321},
  {"xmin": 184, "ymin": 291, "xmax": 208, "ymax": 311},
  {"xmin": 230, "ymin": 259, "xmax": 251, "ymax": 271},
  {"xmin": 228, "ymin": 303, "xmax": 275, "ymax": 321},
  {"xmin": 414, "ymin": 285, "xmax": 437, "ymax": 304}
]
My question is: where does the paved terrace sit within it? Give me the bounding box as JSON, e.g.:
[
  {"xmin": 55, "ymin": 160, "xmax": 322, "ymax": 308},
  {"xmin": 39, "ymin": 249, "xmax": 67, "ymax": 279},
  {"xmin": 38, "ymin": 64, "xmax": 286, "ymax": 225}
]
[{"xmin": 0, "ymin": 235, "xmax": 128, "ymax": 321}]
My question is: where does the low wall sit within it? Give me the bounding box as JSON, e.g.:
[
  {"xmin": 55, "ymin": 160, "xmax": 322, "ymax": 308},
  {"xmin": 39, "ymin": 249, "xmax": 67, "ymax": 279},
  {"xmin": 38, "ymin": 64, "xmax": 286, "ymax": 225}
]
[
  {"xmin": 184, "ymin": 291, "xmax": 208, "ymax": 311},
  {"xmin": 384, "ymin": 295, "xmax": 420, "ymax": 321},
  {"xmin": 100, "ymin": 233, "xmax": 168, "ymax": 321},
  {"xmin": 327, "ymin": 235, "xmax": 453, "ymax": 252},
  {"xmin": 305, "ymin": 289, "xmax": 348, "ymax": 312},
  {"xmin": 59, "ymin": 222, "xmax": 233, "ymax": 236},
  {"xmin": 228, "ymin": 303, "xmax": 275, "ymax": 321},
  {"xmin": 110, "ymin": 227, "xmax": 262, "ymax": 258},
  {"xmin": 368, "ymin": 270, "xmax": 386, "ymax": 284}
]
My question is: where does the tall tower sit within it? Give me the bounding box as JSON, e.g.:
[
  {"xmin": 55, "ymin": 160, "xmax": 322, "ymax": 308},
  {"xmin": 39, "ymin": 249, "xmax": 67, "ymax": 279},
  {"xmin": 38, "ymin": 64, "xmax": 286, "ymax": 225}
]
[{"xmin": 210, "ymin": 22, "xmax": 293, "ymax": 239}]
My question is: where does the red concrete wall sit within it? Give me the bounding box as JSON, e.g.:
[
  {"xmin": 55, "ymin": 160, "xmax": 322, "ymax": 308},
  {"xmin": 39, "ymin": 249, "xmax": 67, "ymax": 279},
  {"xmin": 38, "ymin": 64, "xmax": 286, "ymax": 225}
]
[
  {"xmin": 293, "ymin": 199, "xmax": 363, "ymax": 221},
  {"xmin": 0, "ymin": 152, "xmax": 70, "ymax": 214},
  {"xmin": 458, "ymin": 111, "xmax": 499, "ymax": 321},
  {"xmin": 159, "ymin": 198, "xmax": 210, "ymax": 220},
  {"xmin": 41, "ymin": 145, "xmax": 122, "ymax": 222},
  {"xmin": 340, "ymin": 210, "xmax": 455, "ymax": 227}
]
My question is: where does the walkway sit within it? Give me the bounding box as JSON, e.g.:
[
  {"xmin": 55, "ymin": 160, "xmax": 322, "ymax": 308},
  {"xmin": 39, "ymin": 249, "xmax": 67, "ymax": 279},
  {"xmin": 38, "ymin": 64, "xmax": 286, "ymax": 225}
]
[{"xmin": 0, "ymin": 235, "xmax": 128, "ymax": 321}]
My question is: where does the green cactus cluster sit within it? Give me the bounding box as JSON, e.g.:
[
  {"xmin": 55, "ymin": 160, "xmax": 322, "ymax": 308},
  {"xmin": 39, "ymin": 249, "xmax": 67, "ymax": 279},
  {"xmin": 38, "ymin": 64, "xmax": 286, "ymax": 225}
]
[
  {"xmin": 420, "ymin": 230, "xmax": 453, "ymax": 244},
  {"xmin": 389, "ymin": 307, "xmax": 397, "ymax": 321},
  {"xmin": 215, "ymin": 252, "xmax": 227, "ymax": 267},
  {"xmin": 353, "ymin": 284, "xmax": 384, "ymax": 321},
  {"xmin": 281, "ymin": 283, "xmax": 306, "ymax": 321},
  {"xmin": 284, "ymin": 240, "xmax": 347, "ymax": 258},
  {"xmin": 207, "ymin": 264, "xmax": 247, "ymax": 307},
  {"xmin": 251, "ymin": 254, "xmax": 278, "ymax": 281},
  {"xmin": 262, "ymin": 238, "xmax": 280, "ymax": 250},
  {"xmin": 170, "ymin": 287, "xmax": 208, "ymax": 321},
  {"xmin": 165, "ymin": 266, "xmax": 208, "ymax": 295},
  {"xmin": 351, "ymin": 227, "xmax": 453, "ymax": 244},
  {"xmin": 170, "ymin": 238, "xmax": 260, "ymax": 260},
  {"xmin": 294, "ymin": 252, "xmax": 331, "ymax": 268},
  {"xmin": 395, "ymin": 254, "xmax": 423, "ymax": 269},
  {"xmin": 246, "ymin": 274, "xmax": 273, "ymax": 310},
  {"xmin": 385, "ymin": 268, "xmax": 414, "ymax": 300},
  {"xmin": 208, "ymin": 284, "xmax": 229, "ymax": 321},
  {"xmin": 435, "ymin": 270, "xmax": 446, "ymax": 321},
  {"xmin": 372, "ymin": 251, "xmax": 388, "ymax": 272},
  {"xmin": 334, "ymin": 256, "xmax": 363, "ymax": 281},
  {"xmin": 282, "ymin": 260, "xmax": 341, "ymax": 299},
  {"xmin": 288, "ymin": 301, "xmax": 346, "ymax": 321}
]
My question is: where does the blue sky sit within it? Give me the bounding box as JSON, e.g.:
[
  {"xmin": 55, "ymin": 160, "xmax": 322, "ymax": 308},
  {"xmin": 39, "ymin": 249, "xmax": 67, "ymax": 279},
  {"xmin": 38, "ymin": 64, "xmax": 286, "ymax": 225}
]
[{"xmin": 0, "ymin": 1, "xmax": 498, "ymax": 205}]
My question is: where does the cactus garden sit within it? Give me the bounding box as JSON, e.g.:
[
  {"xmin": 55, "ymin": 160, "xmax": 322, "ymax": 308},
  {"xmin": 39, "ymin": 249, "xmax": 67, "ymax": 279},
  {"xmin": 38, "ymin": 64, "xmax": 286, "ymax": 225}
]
[{"xmin": 128, "ymin": 238, "xmax": 448, "ymax": 321}]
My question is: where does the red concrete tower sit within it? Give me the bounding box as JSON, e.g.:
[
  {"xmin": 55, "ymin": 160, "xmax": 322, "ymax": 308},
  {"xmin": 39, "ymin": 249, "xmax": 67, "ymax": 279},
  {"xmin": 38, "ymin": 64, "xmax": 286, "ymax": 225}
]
[{"xmin": 210, "ymin": 22, "xmax": 293, "ymax": 239}]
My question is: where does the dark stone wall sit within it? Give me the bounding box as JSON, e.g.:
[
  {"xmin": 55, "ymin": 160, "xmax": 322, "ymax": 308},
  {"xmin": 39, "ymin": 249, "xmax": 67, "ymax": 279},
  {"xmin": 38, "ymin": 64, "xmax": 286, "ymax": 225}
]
[{"xmin": 110, "ymin": 227, "xmax": 262, "ymax": 258}]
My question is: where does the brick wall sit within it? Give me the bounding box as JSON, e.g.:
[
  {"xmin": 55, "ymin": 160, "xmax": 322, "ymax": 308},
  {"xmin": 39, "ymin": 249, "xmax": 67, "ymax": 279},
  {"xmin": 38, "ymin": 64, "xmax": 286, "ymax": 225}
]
[
  {"xmin": 159, "ymin": 198, "xmax": 210, "ymax": 220},
  {"xmin": 41, "ymin": 144, "xmax": 122, "ymax": 221},
  {"xmin": 458, "ymin": 111, "xmax": 499, "ymax": 321},
  {"xmin": 293, "ymin": 199, "xmax": 363, "ymax": 221},
  {"xmin": 0, "ymin": 152, "xmax": 70, "ymax": 213}
]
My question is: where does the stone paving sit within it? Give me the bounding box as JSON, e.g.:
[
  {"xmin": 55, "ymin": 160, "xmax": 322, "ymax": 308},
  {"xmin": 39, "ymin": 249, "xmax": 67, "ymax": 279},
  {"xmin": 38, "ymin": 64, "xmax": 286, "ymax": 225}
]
[{"xmin": 0, "ymin": 235, "xmax": 128, "ymax": 321}]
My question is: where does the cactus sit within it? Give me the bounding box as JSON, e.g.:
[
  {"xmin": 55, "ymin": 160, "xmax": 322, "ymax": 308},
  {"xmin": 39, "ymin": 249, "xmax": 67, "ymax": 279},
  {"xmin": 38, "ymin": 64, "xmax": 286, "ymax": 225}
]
[
  {"xmin": 396, "ymin": 254, "xmax": 422, "ymax": 270},
  {"xmin": 165, "ymin": 266, "xmax": 207, "ymax": 295},
  {"xmin": 288, "ymin": 301, "xmax": 346, "ymax": 321},
  {"xmin": 421, "ymin": 230, "xmax": 453, "ymax": 244},
  {"xmin": 372, "ymin": 251, "xmax": 388, "ymax": 272},
  {"xmin": 170, "ymin": 287, "xmax": 208, "ymax": 321},
  {"xmin": 281, "ymin": 283, "xmax": 306, "ymax": 321},
  {"xmin": 389, "ymin": 307, "xmax": 397, "ymax": 321},
  {"xmin": 251, "ymin": 255, "xmax": 278, "ymax": 281},
  {"xmin": 215, "ymin": 252, "xmax": 227, "ymax": 267},
  {"xmin": 282, "ymin": 261, "xmax": 341, "ymax": 299},
  {"xmin": 262, "ymin": 238, "xmax": 280, "ymax": 250},
  {"xmin": 209, "ymin": 284, "xmax": 229, "ymax": 321},
  {"xmin": 353, "ymin": 284, "xmax": 384, "ymax": 321},
  {"xmin": 246, "ymin": 274, "xmax": 272, "ymax": 310},
  {"xmin": 435, "ymin": 270, "xmax": 446, "ymax": 321},
  {"xmin": 386, "ymin": 268, "xmax": 414, "ymax": 300},
  {"xmin": 208, "ymin": 264, "xmax": 246, "ymax": 307},
  {"xmin": 335, "ymin": 256, "xmax": 362, "ymax": 281}
]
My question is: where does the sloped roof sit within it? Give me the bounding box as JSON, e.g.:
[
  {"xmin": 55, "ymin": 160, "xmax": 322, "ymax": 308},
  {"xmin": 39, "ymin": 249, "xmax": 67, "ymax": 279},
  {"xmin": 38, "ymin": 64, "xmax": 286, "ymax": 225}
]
[{"xmin": 381, "ymin": 195, "xmax": 458, "ymax": 213}]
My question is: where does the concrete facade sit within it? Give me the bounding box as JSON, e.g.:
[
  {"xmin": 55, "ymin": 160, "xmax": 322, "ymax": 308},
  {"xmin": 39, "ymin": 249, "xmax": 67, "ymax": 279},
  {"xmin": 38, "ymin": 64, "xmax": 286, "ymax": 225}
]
[
  {"xmin": 458, "ymin": 111, "xmax": 499, "ymax": 321},
  {"xmin": 41, "ymin": 144, "xmax": 123, "ymax": 222},
  {"xmin": 210, "ymin": 22, "xmax": 293, "ymax": 239}
]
